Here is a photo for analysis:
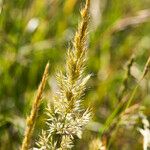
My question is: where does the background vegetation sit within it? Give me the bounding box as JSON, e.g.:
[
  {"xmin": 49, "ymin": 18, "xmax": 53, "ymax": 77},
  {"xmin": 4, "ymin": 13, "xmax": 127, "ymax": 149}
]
[{"xmin": 0, "ymin": 0, "xmax": 150, "ymax": 149}]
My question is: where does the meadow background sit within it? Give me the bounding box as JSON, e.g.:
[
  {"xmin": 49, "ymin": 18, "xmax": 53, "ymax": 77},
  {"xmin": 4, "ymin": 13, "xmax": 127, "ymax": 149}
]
[{"xmin": 0, "ymin": 0, "xmax": 150, "ymax": 149}]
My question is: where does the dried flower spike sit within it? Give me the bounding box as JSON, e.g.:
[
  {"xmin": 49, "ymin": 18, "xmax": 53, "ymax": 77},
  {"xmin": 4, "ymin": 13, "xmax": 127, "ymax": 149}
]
[{"xmin": 21, "ymin": 63, "xmax": 49, "ymax": 150}]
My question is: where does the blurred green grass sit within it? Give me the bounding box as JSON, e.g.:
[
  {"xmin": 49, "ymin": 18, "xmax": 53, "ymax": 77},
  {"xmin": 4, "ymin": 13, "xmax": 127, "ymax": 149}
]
[{"xmin": 0, "ymin": 0, "xmax": 150, "ymax": 149}]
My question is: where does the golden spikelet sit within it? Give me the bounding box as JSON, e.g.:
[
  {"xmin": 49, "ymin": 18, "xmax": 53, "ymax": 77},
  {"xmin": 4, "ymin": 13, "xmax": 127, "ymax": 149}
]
[
  {"xmin": 66, "ymin": 0, "xmax": 90, "ymax": 84},
  {"xmin": 21, "ymin": 63, "xmax": 49, "ymax": 150}
]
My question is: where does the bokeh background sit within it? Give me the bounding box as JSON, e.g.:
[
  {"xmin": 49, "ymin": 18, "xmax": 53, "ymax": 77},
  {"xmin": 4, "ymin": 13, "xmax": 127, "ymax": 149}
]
[{"xmin": 0, "ymin": 0, "xmax": 150, "ymax": 149}]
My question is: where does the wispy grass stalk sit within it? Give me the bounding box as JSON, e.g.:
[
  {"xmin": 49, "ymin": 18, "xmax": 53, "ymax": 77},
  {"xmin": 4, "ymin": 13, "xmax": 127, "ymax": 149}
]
[
  {"xmin": 125, "ymin": 56, "xmax": 150, "ymax": 109},
  {"xmin": 100, "ymin": 56, "xmax": 150, "ymax": 146},
  {"xmin": 21, "ymin": 63, "xmax": 49, "ymax": 150},
  {"xmin": 119, "ymin": 55, "xmax": 135, "ymax": 99}
]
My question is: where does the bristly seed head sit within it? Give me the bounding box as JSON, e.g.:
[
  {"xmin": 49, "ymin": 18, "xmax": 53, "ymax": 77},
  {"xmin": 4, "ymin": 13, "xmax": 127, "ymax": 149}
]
[{"xmin": 35, "ymin": 0, "xmax": 91, "ymax": 149}]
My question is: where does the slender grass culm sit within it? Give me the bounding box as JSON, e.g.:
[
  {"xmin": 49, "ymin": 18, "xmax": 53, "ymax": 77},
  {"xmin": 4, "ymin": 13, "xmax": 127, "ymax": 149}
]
[
  {"xmin": 35, "ymin": 0, "xmax": 91, "ymax": 149},
  {"xmin": 21, "ymin": 63, "xmax": 49, "ymax": 150},
  {"xmin": 100, "ymin": 56, "xmax": 150, "ymax": 149}
]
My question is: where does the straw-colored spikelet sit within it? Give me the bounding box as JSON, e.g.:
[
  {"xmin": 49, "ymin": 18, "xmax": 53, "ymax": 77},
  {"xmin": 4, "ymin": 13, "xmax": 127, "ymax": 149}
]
[
  {"xmin": 35, "ymin": 0, "xmax": 91, "ymax": 149},
  {"xmin": 89, "ymin": 138, "xmax": 106, "ymax": 150},
  {"xmin": 138, "ymin": 114, "xmax": 150, "ymax": 150},
  {"xmin": 21, "ymin": 63, "xmax": 49, "ymax": 150}
]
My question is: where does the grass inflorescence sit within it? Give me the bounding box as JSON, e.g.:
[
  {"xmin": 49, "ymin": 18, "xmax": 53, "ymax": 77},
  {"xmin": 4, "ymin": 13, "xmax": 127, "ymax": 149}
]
[
  {"xmin": 35, "ymin": 0, "xmax": 91, "ymax": 149},
  {"xmin": 21, "ymin": 63, "xmax": 49, "ymax": 150}
]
